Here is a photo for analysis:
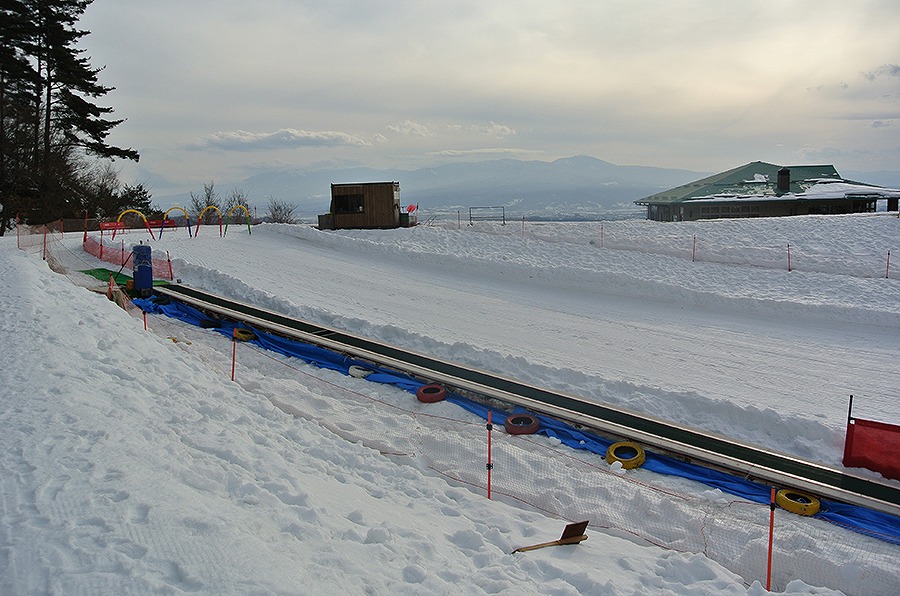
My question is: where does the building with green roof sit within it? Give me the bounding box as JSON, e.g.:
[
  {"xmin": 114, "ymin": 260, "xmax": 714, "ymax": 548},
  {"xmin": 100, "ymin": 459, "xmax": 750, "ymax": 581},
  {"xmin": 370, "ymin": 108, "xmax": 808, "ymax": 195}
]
[{"xmin": 634, "ymin": 161, "xmax": 900, "ymax": 221}]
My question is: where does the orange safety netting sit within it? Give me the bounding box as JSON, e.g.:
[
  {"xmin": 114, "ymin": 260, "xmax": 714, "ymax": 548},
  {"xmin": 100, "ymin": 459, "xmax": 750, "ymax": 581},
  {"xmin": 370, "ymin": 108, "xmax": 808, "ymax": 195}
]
[{"xmin": 82, "ymin": 236, "xmax": 174, "ymax": 280}]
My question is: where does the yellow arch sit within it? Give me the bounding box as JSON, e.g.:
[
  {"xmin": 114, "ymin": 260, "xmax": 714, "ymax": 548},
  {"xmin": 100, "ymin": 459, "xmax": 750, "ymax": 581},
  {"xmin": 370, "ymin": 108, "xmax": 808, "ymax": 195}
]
[
  {"xmin": 194, "ymin": 205, "xmax": 223, "ymax": 237},
  {"xmin": 117, "ymin": 209, "xmax": 148, "ymax": 225},
  {"xmin": 224, "ymin": 205, "xmax": 252, "ymax": 236},
  {"xmin": 162, "ymin": 206, "xmax": 192, "ymax": 237},
  {"xmin": 115, "ymin": 209, "xmax": 156, "ymax": 240}
]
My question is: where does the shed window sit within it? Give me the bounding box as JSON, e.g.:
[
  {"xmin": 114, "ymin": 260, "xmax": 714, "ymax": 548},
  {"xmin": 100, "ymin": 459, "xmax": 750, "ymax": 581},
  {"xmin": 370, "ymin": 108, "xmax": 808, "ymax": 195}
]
[{"xmin": 335, "ymin": 194, "xmax": 365, "ymax": 214}]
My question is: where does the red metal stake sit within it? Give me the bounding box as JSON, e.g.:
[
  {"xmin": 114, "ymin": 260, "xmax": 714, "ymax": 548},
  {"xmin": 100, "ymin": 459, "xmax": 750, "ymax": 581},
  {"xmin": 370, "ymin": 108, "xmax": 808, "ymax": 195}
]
[
  {"xmin": 692, "ymin": 234, "xmax": 697, "ymax": 262},
  {"xmin": 167, "ymin": 251, "xmax": 174, "ymax": 281},
  {"xmin": 143, "ymin": 311, "xmax": 147, "ymax": 331},
  {"xmin": 766, "ymin": 487, "xmax": 776, "ymax": 591}
]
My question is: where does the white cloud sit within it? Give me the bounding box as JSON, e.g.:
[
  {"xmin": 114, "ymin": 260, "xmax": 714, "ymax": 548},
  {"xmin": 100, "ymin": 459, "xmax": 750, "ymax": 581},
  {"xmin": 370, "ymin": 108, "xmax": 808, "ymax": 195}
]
[
  {"xmin": 429, "ymin": 147, "xmax": 541, "ymax": 158},
  {"xmin": 195, "ymin": 129, "xmax": 370, "ymax": 151},
  {"xmin": 387, "ymin": 120, "xmax": 436, "ymax": 137},
  {"xmin": 470, "ymin": 121, "xmax": 517, "ymax": 137}
]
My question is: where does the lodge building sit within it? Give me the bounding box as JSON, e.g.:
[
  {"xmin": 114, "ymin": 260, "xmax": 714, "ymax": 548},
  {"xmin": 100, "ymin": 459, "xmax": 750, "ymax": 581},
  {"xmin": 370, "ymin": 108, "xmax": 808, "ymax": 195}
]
[{"xmin": 635, "ymin": 162, "xmax": 900, "ymax": 222}]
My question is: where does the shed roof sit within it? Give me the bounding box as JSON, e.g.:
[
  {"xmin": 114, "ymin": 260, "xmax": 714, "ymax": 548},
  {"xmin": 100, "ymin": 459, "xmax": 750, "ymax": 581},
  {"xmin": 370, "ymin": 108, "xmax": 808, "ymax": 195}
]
[{"xmin": 633, "ymin": 161, "xmax": 896, "ymax": 205}]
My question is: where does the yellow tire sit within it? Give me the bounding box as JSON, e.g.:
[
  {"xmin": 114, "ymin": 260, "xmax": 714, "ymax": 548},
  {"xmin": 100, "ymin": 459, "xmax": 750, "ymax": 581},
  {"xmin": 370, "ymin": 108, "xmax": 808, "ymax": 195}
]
[
  {"xmin": 233, "ymin": 328, "xmax": 256, "ymax": 342},
  {"xmin": 775, "ymin": 489, "xmax": 820, "ymax": 516},
  {"xmin": 605, "ymin": 441, "xmax": 646, "ymax": 469}
]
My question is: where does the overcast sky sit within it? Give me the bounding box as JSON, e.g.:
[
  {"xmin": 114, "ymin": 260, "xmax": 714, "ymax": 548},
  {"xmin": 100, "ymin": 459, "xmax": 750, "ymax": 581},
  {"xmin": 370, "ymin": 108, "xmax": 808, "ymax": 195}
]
[{"xmin": 79, "ymin": 0, "xmax": 900, "ymax": 196}]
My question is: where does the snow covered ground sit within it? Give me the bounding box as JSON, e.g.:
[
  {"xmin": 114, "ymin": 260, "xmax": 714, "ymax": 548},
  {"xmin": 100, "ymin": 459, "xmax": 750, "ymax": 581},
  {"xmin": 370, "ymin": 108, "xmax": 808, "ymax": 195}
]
[{"xmin": 2, "ymin": 212, "xmax": 898, "ymax": 594}]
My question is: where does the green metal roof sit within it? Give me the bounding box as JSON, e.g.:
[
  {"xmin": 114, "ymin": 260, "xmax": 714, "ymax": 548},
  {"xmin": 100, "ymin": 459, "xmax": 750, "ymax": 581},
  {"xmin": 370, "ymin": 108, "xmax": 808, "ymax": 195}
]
[{"xmin": 634, "ymin": 161, "xmax": 847, "ymax": 205}]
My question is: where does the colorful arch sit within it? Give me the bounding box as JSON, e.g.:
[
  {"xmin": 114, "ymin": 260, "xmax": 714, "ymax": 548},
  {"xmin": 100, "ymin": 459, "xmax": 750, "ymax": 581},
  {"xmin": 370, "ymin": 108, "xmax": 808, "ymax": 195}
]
[
  {"xmin": 162, "ymin": 206, "xmax": 192, "ymax": 238},
  {"xmin": 115, "ymin": 209, "xmax": 156, "ymax": 240},
  {"xmin": 224, "ymin": 205, "xmax": 252, "ymax": 237},
  {"xmin": 194, "ymin": 205, "xmax": 223, "ymax": 237}
]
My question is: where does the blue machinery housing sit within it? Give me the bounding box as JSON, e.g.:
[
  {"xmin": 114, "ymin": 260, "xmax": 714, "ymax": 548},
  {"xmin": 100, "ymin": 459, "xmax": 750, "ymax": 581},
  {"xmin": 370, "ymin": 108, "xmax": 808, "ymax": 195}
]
[{"xmin": 138, "ymin": 285, "xmax": 900, "ymax": 545}]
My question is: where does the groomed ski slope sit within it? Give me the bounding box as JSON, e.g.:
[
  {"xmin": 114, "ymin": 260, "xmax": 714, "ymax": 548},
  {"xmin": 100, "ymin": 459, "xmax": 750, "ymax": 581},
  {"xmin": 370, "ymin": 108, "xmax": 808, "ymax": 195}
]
[
  {"xmin": 165, "ymin": 214, "xmax": 900, "ymax": 466},
  {"xmin": 1, "ymin": 212, "xmax": 898, "ymax": 594}
]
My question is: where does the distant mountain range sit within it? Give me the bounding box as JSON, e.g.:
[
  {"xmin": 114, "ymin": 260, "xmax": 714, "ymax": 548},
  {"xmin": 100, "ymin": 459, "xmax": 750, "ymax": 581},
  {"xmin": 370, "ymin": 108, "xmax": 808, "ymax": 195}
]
[{"xmin": 157, "ymin": 156, "xmax": 900, "ymax": 220}]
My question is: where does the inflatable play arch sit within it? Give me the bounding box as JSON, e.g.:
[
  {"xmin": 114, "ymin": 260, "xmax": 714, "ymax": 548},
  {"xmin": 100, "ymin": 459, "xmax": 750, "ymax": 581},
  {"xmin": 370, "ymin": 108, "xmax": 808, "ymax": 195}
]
[
  {"xmin": 224, "ymin": 205, "xmax": 252, "ymax": 236},
  {"xmin": 160, "ymin": 207, "xmax": 192, "ymax": 238},
  {"xmin": 194, "ymin": 205, "xmax": 223, "ymax": 237},
  {"xmin": 115, "ymin": 209, "xmax": 156, "ymax": 240}
]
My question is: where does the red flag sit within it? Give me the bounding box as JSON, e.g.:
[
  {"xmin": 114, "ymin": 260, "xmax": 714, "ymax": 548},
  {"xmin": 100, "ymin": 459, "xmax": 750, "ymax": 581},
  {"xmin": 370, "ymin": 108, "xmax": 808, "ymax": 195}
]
[{"xmin": 843, "ymin": 418, "xmax": 900, "ymax": 481}]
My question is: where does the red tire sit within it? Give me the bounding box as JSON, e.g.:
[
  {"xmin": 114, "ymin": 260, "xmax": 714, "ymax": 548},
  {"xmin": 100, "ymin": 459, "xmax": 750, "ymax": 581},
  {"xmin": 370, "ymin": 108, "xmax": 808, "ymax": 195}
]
[
  {"xmin": 504, "ymin": 413, "xmax": 540, "ymax": 435},
  {"xmin": 416, "ymin": 384, "xmax": 446, "ymax": 403}
]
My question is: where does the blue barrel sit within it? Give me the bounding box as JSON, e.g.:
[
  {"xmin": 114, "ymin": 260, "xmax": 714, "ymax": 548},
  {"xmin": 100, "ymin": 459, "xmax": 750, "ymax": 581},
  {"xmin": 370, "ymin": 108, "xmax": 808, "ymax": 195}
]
[{"xmin": 132, "ymin": 244, "xmax": 153, "ymax": 297}]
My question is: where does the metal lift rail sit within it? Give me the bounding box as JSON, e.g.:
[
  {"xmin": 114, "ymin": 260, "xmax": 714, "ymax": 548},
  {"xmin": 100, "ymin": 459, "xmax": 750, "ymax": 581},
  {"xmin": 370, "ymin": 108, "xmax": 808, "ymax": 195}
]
[{"xmin": 155, "ymin": 284, "xmax": 900, "ymax": 517}]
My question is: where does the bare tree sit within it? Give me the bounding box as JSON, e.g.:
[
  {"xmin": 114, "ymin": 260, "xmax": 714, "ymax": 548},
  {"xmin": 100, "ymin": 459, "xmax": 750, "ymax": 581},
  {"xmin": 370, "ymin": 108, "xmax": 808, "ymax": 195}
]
[
  {"xmin": 223, "ymin": 188, "xmax": 249, "ymax": 215},
  {"xmin": 189, "ymin": 181, "xmax": 220, "ymax": 224},
  {"xmin": 265, "ymin": 196, "xmax": 296, "ymax": 224}
]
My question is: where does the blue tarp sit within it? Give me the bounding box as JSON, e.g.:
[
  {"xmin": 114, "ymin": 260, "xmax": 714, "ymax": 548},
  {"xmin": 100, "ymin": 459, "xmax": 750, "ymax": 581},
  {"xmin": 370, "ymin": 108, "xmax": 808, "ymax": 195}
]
[{"xmin": 135, "ymin": 295, "xmax": 900, "ymax": 545}]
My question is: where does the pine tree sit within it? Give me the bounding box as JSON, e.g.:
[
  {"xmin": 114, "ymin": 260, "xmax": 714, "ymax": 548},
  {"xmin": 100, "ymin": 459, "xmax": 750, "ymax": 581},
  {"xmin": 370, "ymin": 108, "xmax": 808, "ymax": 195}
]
[{"xmin": 0, "ymin": 0, "xmax": 138, "ymax": 232}]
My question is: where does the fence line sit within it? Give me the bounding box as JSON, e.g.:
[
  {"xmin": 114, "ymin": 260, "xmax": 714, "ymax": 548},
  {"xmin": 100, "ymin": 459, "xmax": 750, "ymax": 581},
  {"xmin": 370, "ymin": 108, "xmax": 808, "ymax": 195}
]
[{"xmin": 476, "ymin": 219, "xmax": 895, "ymax": 279}]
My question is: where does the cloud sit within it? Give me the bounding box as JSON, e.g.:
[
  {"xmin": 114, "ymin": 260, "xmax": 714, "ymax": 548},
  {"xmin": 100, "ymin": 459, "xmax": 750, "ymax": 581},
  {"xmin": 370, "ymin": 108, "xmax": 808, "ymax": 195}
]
[
  {"xmin": 470, "ymin": 121, "xmax": 516, "ymax": 137},
  {"xmin": 387, "ymin": 120, "xmax": 436, "ymax": 137},
  {"xmin": 195, "ymin": 129, "xmax": 370, "ymax": 151},
  {"xmin": 861, "ymin": 64, "xmax": 900, "ymax": 81},
  {"xmin": 429, "ymin": 147, "xmax": 541, "ymax": 158},
  {"xmin": 388, "ymin": 120, "xmax": 516, "ymax": 138}
]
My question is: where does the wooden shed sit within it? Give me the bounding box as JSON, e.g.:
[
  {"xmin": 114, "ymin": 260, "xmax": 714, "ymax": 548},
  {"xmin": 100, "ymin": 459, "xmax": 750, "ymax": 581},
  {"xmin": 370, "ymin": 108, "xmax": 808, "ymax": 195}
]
[{"xmin": 318, "ymin": 181, "xmax": 402, "ymax": 230}]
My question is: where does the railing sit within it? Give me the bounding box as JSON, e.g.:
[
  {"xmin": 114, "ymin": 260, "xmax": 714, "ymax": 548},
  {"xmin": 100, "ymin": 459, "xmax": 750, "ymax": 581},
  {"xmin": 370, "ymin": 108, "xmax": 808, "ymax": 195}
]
[{"xmin": 469, "ymin": 206, "xmax": 506, "ymax": 225}]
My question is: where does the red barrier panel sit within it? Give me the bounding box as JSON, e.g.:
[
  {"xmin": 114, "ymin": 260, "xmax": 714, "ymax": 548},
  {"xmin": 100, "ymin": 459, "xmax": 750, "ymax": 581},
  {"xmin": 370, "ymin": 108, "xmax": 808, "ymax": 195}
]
[
  {"xmin": 147, "ymin": 219, "xmax": 178, "ymax": 228},
  {"xmin": 843, "ymin": 418, "xmax": 900, "ymax": 481}
]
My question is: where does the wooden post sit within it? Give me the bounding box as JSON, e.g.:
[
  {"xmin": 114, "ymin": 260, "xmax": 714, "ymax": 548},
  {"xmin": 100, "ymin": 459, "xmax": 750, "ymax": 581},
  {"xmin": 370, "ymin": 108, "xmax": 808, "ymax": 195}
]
[{"xmin": 787, "ymin": 243, "xmax": 792, "ymax": 272}]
